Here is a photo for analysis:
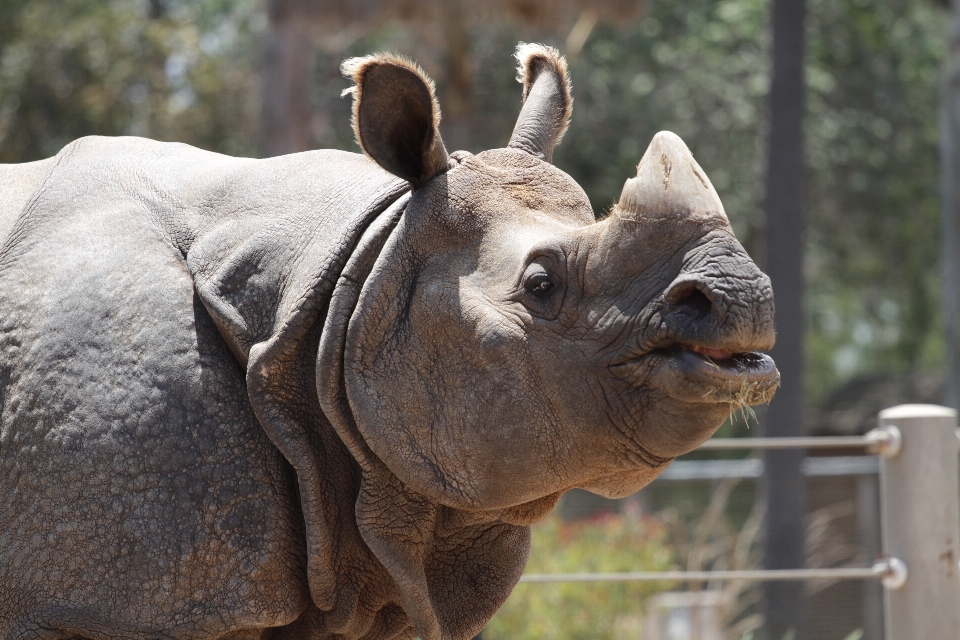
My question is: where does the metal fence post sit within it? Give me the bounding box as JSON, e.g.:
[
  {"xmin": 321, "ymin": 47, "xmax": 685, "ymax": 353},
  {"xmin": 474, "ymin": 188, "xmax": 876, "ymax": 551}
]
[{"xmin": 877, "ymin": 404, "xmax": 960, "ymax": 640}]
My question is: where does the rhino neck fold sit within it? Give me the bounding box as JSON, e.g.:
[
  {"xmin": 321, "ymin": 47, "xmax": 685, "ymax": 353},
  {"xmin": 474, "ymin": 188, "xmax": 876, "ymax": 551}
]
[
  {"xmin": 315, "ymin": 198, "xmax": 532, "ymax": 640},
  {"xmin": 237, "ymin": 192, "xmax": 411, "ymax": 639}
]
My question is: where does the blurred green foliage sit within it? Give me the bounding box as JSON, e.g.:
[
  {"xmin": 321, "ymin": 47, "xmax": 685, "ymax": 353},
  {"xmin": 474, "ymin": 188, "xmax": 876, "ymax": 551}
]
[
  {"xmin": 0, "ymin": 0, "xmax": 948, "ymax": 404},
  {"xmin": 804, "ymin": 0, "xmax": 946, "ymax": 402},
  {"xmin": 0, "ymin": 0, "xmax": 263, "ymax": 161},
  {"xmin": 482, "ymin": 510, "xmax": 676, "ymax": 640}
]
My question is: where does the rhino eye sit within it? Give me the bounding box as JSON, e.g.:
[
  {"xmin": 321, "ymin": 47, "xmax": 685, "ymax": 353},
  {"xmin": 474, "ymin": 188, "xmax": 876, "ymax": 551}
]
[
  {"xmin": 526, "ymin": 272, "xmax": 555, "ymax": 298},
  {"xmin": 518, "ymin": 255, "xmax": 566, "ymax": 319}
]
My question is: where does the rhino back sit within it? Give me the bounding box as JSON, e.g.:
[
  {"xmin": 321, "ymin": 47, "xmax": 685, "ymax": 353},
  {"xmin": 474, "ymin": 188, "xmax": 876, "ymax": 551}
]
[
  {"xmin": 0, "ymin": 137, "xmax": 405, "ymax": 638},
  {"xmin": 0, "ymin": 157, "xmax": 58, "ymax": 246}
]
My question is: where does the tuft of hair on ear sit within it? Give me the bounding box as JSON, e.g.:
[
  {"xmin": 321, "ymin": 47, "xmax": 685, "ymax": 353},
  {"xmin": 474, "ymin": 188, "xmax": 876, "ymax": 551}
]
[
  {"xmin": 513, "ymin": 42, "xmax": 573, "ymax": 146},
  {"xmin": 340, "ymin": 53, "xmax": 445, "ymax": 181}
]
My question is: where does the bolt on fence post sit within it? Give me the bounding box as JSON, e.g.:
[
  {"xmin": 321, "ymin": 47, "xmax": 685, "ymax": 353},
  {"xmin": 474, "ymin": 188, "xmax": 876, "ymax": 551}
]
[{"xmin": 877, "ymin": 404, "xmax": 960, "ymax": 640}]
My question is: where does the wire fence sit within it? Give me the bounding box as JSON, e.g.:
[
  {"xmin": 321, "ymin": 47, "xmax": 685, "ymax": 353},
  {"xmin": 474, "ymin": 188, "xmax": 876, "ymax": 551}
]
[{"xmin": 516, "ymin": 407, "xmax": 960, "ymax": 639}]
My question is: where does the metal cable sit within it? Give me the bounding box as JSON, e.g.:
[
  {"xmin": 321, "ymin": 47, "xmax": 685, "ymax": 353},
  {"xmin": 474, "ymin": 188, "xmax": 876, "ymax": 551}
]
[
  {"xmin": 696, "ymin": 436, "xmax": 873, "ymax": 450},
  {"xmin": 518, "ymin": 566, "xmax": 886, "ymax": 583}
]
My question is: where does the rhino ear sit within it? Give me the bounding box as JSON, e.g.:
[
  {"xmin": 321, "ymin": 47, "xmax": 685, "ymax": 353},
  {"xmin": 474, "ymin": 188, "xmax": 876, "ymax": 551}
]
[
  {"xmin": 507, "ymin": 43, "xmax": 573, "ymax": 163},
  {"xmin": 342, "ymin": 54, "xmax": 449, "ymax": 188}
]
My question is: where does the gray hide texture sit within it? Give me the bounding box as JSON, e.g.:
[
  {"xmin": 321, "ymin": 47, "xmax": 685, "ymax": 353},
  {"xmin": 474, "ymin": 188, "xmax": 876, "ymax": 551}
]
[{"xmin": 0, "ymin": 137, "xmax": 421, "ymax": 639}]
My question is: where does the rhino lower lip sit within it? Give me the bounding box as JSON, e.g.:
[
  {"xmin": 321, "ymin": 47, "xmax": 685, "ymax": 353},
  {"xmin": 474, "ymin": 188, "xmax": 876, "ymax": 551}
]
[
  {"xmin": 670, "ymin": 347, "xmax": 780, "ymax": 403},
  {"xmin": 674, "ymin": 347, "xmax": 776, "ymax": 380}
]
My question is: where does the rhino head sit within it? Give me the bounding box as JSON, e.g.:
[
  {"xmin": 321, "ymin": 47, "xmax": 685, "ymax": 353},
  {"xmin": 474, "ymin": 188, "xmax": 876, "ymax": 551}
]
[{"xmin": 333, "ymin": 46, "xmax": 777, "ymax": 514}]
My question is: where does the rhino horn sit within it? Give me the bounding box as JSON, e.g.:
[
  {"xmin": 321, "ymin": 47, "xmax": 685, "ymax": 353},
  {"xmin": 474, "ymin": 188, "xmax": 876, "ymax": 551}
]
[
  {"xmin": 615, "ymin": 131, "xmax": 729, "ymax": 225},
  {"xmin": 507, "ymin": 43, "xmax": 572, "ymax": 163}
]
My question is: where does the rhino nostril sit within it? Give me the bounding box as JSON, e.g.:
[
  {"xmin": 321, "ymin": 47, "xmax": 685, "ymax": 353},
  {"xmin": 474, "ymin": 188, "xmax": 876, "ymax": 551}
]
[{"xmin": 666, "ymin": 286, "xmax": 713, "ymax": 320}]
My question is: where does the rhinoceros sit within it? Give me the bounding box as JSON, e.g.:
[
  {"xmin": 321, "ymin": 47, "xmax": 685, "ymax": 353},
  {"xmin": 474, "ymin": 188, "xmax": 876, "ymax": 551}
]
[{"xmin": 0, "ymin": 44, "xmax": 777, "ymax": 640}]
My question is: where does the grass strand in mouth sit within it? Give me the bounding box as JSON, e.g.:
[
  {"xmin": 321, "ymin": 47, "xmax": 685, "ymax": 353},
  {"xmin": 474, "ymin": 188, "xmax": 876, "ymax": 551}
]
[{"xmin": 703, "ymin": 371, "xmax": 779, "ymax": 425}]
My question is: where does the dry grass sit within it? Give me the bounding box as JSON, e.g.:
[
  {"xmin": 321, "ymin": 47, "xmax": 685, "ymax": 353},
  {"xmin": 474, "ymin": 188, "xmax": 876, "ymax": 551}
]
[{"xmin": 702, "ymin": 368, "xmax": 779, "ymax": 427}]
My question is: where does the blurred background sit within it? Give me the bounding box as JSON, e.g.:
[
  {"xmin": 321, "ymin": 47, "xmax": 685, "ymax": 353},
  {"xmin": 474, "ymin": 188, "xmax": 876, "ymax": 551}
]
[{"xmin": 0, "ymin": 0, "xmax": 951, "ymax": 638}]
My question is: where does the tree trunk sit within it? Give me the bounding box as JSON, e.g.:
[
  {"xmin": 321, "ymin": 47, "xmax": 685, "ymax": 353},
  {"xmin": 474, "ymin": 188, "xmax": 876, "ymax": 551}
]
[
  {"xmin": 261, "ymin": 0, "xmax": 314, "ymax": 157},
  {"xmin": 439, "ymin": 0, "xmax": 472, "ymax": 152},
  {"xmin": 762, "ymin": 0, "xmax": 808, "ymax": 637}
]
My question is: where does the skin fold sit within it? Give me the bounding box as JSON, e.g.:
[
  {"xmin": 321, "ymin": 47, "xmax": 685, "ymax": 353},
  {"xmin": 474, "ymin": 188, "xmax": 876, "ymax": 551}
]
[{"xmin": 0, "ymin": 44, "xmax": 777, "ymax": 640}]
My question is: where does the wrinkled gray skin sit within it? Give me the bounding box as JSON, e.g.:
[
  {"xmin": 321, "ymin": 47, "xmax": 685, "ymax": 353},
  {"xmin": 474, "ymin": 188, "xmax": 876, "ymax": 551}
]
[{"xmin": 0, "ymin": 46, "xmax": 777, "ymax": 640}]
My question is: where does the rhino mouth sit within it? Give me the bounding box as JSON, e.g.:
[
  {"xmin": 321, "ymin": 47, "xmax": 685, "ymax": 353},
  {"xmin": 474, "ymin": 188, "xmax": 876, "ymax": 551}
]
[{"xmin": 640, "ymin": 344, "xmax": 780, "ymax": 406}]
